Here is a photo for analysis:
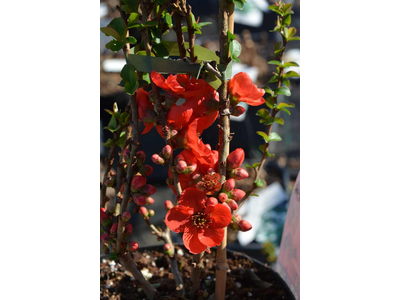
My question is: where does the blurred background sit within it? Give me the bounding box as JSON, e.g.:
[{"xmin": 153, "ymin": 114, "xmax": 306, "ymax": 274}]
[{"xmin": 100, "ymin": 0, "xmax": 300, "ymax": 265}]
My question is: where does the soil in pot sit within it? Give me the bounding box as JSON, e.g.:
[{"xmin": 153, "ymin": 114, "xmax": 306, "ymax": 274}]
[{"xmin": 100, "ymin": 245, "xmax": 294, "ymax": 300}]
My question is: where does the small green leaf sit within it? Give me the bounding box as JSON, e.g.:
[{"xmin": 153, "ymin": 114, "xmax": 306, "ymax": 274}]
[
  {"xmin": 252, "ymin": 162, "xmax": 261, "ymax": 168},
  {"xmin": 254, "ymin": 178, "xmax": 265, "ymax": 188},
  {"xmin": 280, "ymin": 108, "xmax": 291, "ymax": 115},
  {"xmin": 277, "ymin": 102, "xmax": 295, "ymax": 109},
  {"xmin": 268, "ymin": 4, "xmax": 282, "ymax": 15},
  {"xmin": 105, "ymin": 39, "xmax": 125, "ymax": 52},
  {"xmin": 268, "ymin": 60, "xmax": 282, "ymax": 66},
  {"xmin": 283, "ymin": 71, "xmax": 300, "ymax": 79},
  {"xmin": 257, "ymin": 131, "xmax": 269, "ymax": 143},
  {"xmin": 128, "ymin": 13, "xmax": 140, "ymax": 27},
  {"xmin": 234, "ymin": 0, "xmax": 246, "ymax": 10},
  {"xmin": 283, "ymin": 14, "xmax": 291, "ymax": 26},
  {"xmin": 267, "ymin": 75, "xmax": 279, "ymax": 84},
  {"xmin": 282, "ymin": 3, "xmax": 292, "ymax": 15},
  {"xmin": 264, "ymin": 86, "xmax": 274, "ymax": 95},
  {"xmin": 197, "ymin": 22, "xmax": 212, "ymax": 28},
  {"xmin": 256, "ymin": 108, "xmax": 271, "ymax": 120},
  {"xmin": 274, "ymin": 117, "xmax": 284, "ymax": 125},
  {"xmin": 165, "ymin": 13, "xmax": 172, "ymax": 28},
  {"xmin": 287, "ymin": 27, "xmax": 297, "ymax": 38},
  {"xmin": 144, "ymin": 21, "xmax": 158, "ymax": 27},
  {"xmin": 288, "ymin": 36, "xmax": 300, "ymax": 42},
  {"xmin": 125, "ymin": 36, "xmax": 137, "ymax": 44},
  {"xmin": 283, "ymin": 61, "xmax": 299, "ymax": 67},
  {"xmin": 258, "ymin": 144, "xmax": 266, "ymax": 153},
  {"xmin": 250, "ymin": 193, "xmax": 259, "ymax": 197},
  {"xmin": 269, "ymin": 132, "xmax": 282, "ymax": 142},
  {"xmin": 119, "ymin": 112, "xmax": 130, "ymax": 125},
  {"xmin": 275, "ymin": 86, "xmax": 291, "ymax": 96},
  {"xmin": 283, "ymin": 79, "xmax": 291, "ymax": 87},
  {"xmin": 108, "ymin": 115, "xmax": 118, "ymax": 130},
  {"xmin": 101, "ymin": 18, "xmax": 127, "ymax": 42},
  {"xmin": 102, "ymin": 138, "xmax": 115, "ymax": 148},
  {"xmin": 116, "ymin": 131, "xmax": 126, "ymax": 148},
  {"xmin": 227, "ymin": 30, "xmax": 236, "ymax": 43},
  {"xmin": 230, "ymin": 40, "xmax": 242, "ymax": 59},
  {"xmin": 265, "ymin": 97, "xmax": 275, "ymax": 109}
]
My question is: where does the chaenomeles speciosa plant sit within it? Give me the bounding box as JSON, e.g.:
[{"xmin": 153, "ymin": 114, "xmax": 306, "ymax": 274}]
[{"xmin": 100, "ymin": 0, "xmax": 299, "ymax": 299}]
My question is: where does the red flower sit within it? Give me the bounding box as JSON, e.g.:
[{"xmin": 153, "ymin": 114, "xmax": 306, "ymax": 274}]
[
  {"xmin": 227, "ymin": 148, "xmax": 245, "ymax": 170},
  {"xmin": 165, "ymin": 188, "xmax": 231, "ymax": 254},
  {"xmin": 228, "ymin": 72, "xmax": 265, "ymax": 106},
  {"xmin": 136, "ymin": 88, "xmax": 156, "ymax": 134}
]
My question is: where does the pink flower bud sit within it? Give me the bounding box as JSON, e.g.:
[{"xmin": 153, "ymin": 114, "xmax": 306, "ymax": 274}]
[
  {"xmin": 234, "ymin": 214, "xmax": 242, "ymax": 222},
  {"xmin": 151, "ymin": 153, "xmax": 165, "ymax": 165},
  {"xmin": 206, "ymin": 197, "xmax": 218, "ymax": 207},
  {"xmin": 230, "ymin": 189, "xmax": 246, "ymax": 201},
  {"xmin": 238, "ymin": 220, "xmax": 252, "ymax": 232},
  {"xmin": 175, "ymin": 160, "xmax": 187, "ymax": 174},
  {"xmin": 124, "ymin": 224, "xmax": 133, "ymax": 238},
  {"xmin": 100, "ymin": 208, "xmax": 111, "ymax": 226},
  {"xmin": 136, "ymin": 151, "xmax": 146, "ymax": 164},
  {"xmin": 131, "ymin": 175, "xmax": 147, "ymax": 192},
  {"xmin": 223, "ymin": 179, "xmax": 236, "ymax": 192},
  {"xmin": 164, "ymin": 200, "xmax": 174, "ymax": 210},
  {"xmin": 141, "ymin": 184, "xmax": 156, "ymax": 196},
  {"xmin": 110, "ymin": 223, "xmax": 118, "ymax": 238},
  {"xmin": 227, "ymin": 199, "xmax": 238, "ymax": 210},
  {"xmin": 121, "ymin": 211, "xmax": 131, "ymax": 222},
  {"xmin": 162, "ymin": 145, "xmax": 173, "ymax": 159},
  {"xmin": 227, "ymin": 148, "xmax": 245, "ymax": 171},
  {"xmin": 230, "ymin": 168, "xmax": 249, "ymax": 180},
  {"xmin": 221, "ymin": 202, "xmax": 230, "ymax": 209},
  {"xmin": 146, "ymin": 197, "xmax": 155, "ymax": 205},
  {"xmin": 231, "ymin": 105, "xmax": 246, "ymax": 117},
  {"xmin": 174, "ymin": 154, "xmax": 184, "ymax": 164},
  {"xmin": 184, "ymin": 163, "xmax": 197, "ymax": 174},
  {"xmin": 133, "ymin": 193, "xmax": 147, "ymax": 205},
  {"xmin": 122, "ymin": 148, "xmax": 130, "ymax": 162},
  {"xmin": 126, "ymin": 241, "xmax": 139, "ymax": 252},
  {"xmin": 139, "ymin": 165, "xmax": 153, "ymax": 177},
  {"xmin": 101, "ymin": 233, "xmax": 110, "ymax": 244},
  {"xmin": 148, "ymin": 209, "xmax": 155, "ymax": 217},
  {"xmin": 163, "ymin": 243, "xmax": 173, "ymax": 256},
  {"xmin": 219, "ymin": 192, "xmax": 228, "ymax": 202},
  {"xmin": 139, "ymin": 206, "xmax": 149, "ymax": 218}
]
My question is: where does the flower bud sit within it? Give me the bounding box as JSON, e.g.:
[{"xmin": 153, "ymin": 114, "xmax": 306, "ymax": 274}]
[
  {"xmin": 126, "ymin": 241, "xmax": 139, "ymax": 252},
  {"xmin": 131, "ymin": 175, "xmax": 147, "ymax": 192},
  {"xmin": 175, "ymin": 160, "xmax": 187, "ymax": 174},
  {"xmin": 238, "ymin": 220, "xmax": 252, "ymax": 232},
  {"xmin": 110, "ymin": 223, "xmax": 118, "ymax": 238},
  {"xmin": 162, "ymin": 145, "xmax": 173, "ymax": 160},
  {"xmin": 234, "ymin": 214, "xmax": 242, "ymax": 222},
  {"xmin": 141, "ymin": 184, "xmax": 156, "ymax": 196},
  {"xmin": 174, "ymin": 154, "xmax": 184, "ymax": 164},
  {"xmin": 164, "ymin": 200, "xmax": 174, "ymax": 210},
  {"xmin": 206, "ymin": 197, "xmax": 218, "ymax": 207},
  {"xmin": 133, "ymin": 194, "xmax": 147, "ymax": 206},
  {"xmin": 121, "ymin": 211, "xmax": 131, "ymax": 222},
  {"xmin": 139, "ymin": 165, "xmax": 153, "ymax": 177},
  {"xmin": 146, "ymin": 197, "xmax": 155, "ymax": 205},
  {"xmin": 230, "ymin": 168, "xmax": 249, "ymax": 180},
  {"xmin": 148, "ymin": 209, "xmax": 155, "ymax": 217},
  {"xmin": 122, "ymin": 148, "xmax": 130, "ymax": 162},
  {"xmin": 227, "ymin": 199, "xmax": 238, "ymax": 211},
  {"xmin": 100, "ymin": 208, "xmax": 111, "ymax": 226},
  {"xmin": 230, "ymin": 189, "xmax": 246, "ymax": 201},
  {"xmin": 223, "ymin": 179, "xmax": 236, "ymax": 192},
  {"xmin": 136, "ymin": 151, "xmax": 146, "ymax": 165},
  {"xmin": 184, "ymin": 163, "xmax": 197, "ymax": 174},
  {"xmin": 139, "ymin": 206, "xmax": 149, "ymax": 218},
  {"xmin": 219, "ymin": 192, "xmax": 228, "ymax": 202},
  {"xmin": 227, "ymin": 148, "xmax": 245, "ymax": 171},
  {"xmin": 231, "ymin": 105, "xmax": 246, "ymax": 117},
  {"xmin": 101, "ymin": 233, "xmax": 110, "ymax": 244},
  {"xmin": 163, "ymin": 243, "xmax": 173, "ymax": 256},
  {"xmin": 124, "ymin": 224, "xmax": 133, "ymax": 238},
  {"xmin": 151, "ymin": 153, "xmax": 165, "ymax": 165}
]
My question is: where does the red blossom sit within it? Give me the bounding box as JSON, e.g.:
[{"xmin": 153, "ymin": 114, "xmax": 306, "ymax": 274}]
[
  {"xmin": 136, "ymin": 88, "xmax": 156, "ymax": 134},
  {"xmin": 165, "ymin": 188, "xmax": 231, "ymax": 254},
  {"xmin": 229, "ymin": 72, "xmax": 265, "ymax": 106},
  {"xmin": 227, "ymin": 148, "xmax": 245, "ymax": 170}
]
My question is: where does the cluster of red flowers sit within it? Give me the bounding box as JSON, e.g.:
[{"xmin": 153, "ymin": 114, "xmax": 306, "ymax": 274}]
[{"xmin": 134, "ymin": 71, "xmax": 265, "ymax": 254}]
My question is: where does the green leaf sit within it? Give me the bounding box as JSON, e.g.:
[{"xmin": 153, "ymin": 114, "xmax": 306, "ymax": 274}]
[
  {"xmin": 264, "ymin": 86, "xmax": 274, "ymax": 95},
  {"xmin": 257, "ymin": 131, "xmax": 269, "ymax": 143},
  {"xmin": 252, "ymin": 162, "xmax": 261, "ymax": 168},
  {"xmin": 250, "ymin": 193, "xmax": 259, "ymax": 197},
  {"xmin": 258, "ymin": 144, "xmax": 266, "ymax": 153},
  {"xmin": 256, "ymin": 108, "xmax": 271, "ymax": 120},
  {"xmin": 274, "ymin": 117, "xmax": 284, "ymax": 125},
  {"xmin": 282, "ymin": 3, "xmax": 292, "ymax": 15},
  {"xmin": 287, "ymin": 27, "xmax": 297, "ymax": 38},
  {"xmin": 125, "ymin": 36, "xmax": 137, "ymax": 44},
  {"xmin": 266, "ymin": 151, "xmax": 275, "ymax": 157},
  {"xmin": 120, "ymin": 0, "xmax": 139, "ymax": 13},
  {"xmin": 230, "ymin": 40, "xmax": 242, "ymax": 59},
  {"xmin": 153, "ymin": 43, "xmax": 169, "ymax": 58},
  {"xmin": 283, "ymin": 71, "xmax": 300, "ymax": 79},
  {"xmin": 274, "ymin": 47, "xmax": 285, "ymax": 55},
  {"xmin": 283, "ymin": 79, "xmax": 291, "ymax": 87},
  {"xmin": 277, "ymin": 102, "xmax": 295, "ymax": 109},
  {"xmin": 267, "ymin": 75, "xmax": 279, "ymax": 84},
  {"xmin": 108, "ymin": 115, "xmax": 118, "ymax": 130},
  {"xmin": 119, "ymin": 112, "xmax": 130, "ymax": 126},
  {"xmin": 283, "ymin": 61, "xmax": 299, "ymax": 67},
  {"xmin": 128, "ymin": 13, "xmax": 140, "ymax": 27},
  {"xmin": 275, "ymin": 86, "xmax": 291, "ymax": 96},
  {"xmin": 269, "ymin": 132, "xmax": 282, "ymax": 142},
  {"xmin": 288, "ymin": 36, "xmax": 300, "ymax": 42},
  {"xmin": 165, "ymin": 13, "xmax": 172, "ymax": 28},
  {"xmin": 268, "ymin": 60, "xmax": 282, "ymax": 66},
  {"xmin": 102, "ymin": 138, "xmax": 115, "ymax": 148},
  {"xmin": 120, "ymin": 64, "xmax": 139, "ymax": 95},
  {"xmin": 144, "ymin": 21, "xmax": 158, "ymax": 27},
  {"xmin": 101, "ymin": 18, "xmax": 127, "ymax": 42},
  {"xmin": 283, "ymin": 14, "xmax": 291, "ymax": 26},
  {"xmin": 227, "ymin": 30, "xmax": 236, "ymax": 43},
  {"xmin": 105, "ymin": 39, "xmax": 125, "ymax": 52},
  {"xmin": 280, "ymin": 108, "xmax": 291, "ymax": 115},
  {"xmin": 265, "ymin": 97, "xmax": 275, "ymax": 109},
  {"xmin": 234, "ymin": 0, "xmax": 246, "ymax": 10},
  {"xmin": 268, "ymin": 4, "xmax": 282, "ymax": 15},
  {"xmin": 197, "ymin": 22, "xmax": 212, "ymax": 28},
  {"xmin": 116, "ymin": 131, "xmax": 126, "ymax": 148},
  {"xmin": 254, "ymin": 178, "xmax": 265, "ymax": 188}
]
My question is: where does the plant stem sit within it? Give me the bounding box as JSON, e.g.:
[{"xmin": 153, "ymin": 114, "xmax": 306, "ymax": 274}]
[
  {"xmin": 184, "ymin": 4, "xmax": 196, "ymax": 62},
  {"xmin": 173, "ymin": 12, "xmax": 186, "ymax": 59},
  {"xmin": 215, "ymin": 2, "xmax": 234, "ymax": 300}
]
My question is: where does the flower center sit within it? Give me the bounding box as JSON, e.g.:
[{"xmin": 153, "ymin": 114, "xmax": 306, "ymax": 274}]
[
  {"xmin": 191, "ymin": 212, "xmax": 212, "ymax": 229},
  {"xmin": 195, "ymin": 172, "xmax": 222, "ymax": 195}
]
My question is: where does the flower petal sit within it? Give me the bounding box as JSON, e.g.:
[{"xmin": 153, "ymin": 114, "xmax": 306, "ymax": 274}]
[
  {"xmin": 205, "ymin": 203, "xmax": 232, "ymax": 228},
  {"xmin": 179, "ymin": 187, "xmax": 206, "ymax": 213},
  {"xmin": 165, "ymin": 205, "xmax": 192, "ymax": 233},
  {"xmin": 183, "ymin": 226, "xmax": 208, "ymax": 254},
  {"xmin": 198, "ymin": 227, "xmax": 225, "ymax": 247}
]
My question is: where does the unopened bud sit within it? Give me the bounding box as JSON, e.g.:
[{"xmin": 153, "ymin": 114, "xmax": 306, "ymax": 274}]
[
  {"xmin": 146, "ymin": 197, "xmax": 155, "ymax": 205},
  {"xmin": 139, "ymin": 165, "xmax": 153, "ymax": 177},
  {"xmin": 121, "ymin": 211, "xmax": 131, "ymax": 222},
  {"xmin": 163, "ymin": 243, "xmax": 173, "ymax": 256},
  {"xmin": 122, "ymin": 148, "xmax": 130, "ymax": 162},
  {"xmin": 238, "ymin": 220, "xmax": 252, "ymax": 232},
  {"xmin": 148, "ymin": 209, "xmax": 155, "ymax": 217},
  {"xmin": 101, "ymin": 233, "xmax": 110, "ymax": 244},
  {"xmin": 133, "ymin": 193, "xmax": 147, "ymax": 206},
  {"xmin": 227, "ymin": 148, "xmax": 245, "ymax": 171},
  {"xmin": 162, "ymin": 145, "xmax": 173, "ymax": 159},
  {"xmin": 219, "ymin": 192, "xmax": 228, "ymax": 202},
  {"xmin": 164, "ymin": 200, "xmax": 174, "ymax": 210},
  {"xmin": 136, "ymin": 151, "xmax": 146, "ymax": 165},
  {"xmin": 131, "ymin": 175, "xmax": 147, "ymax": 192},
  {"xmin": 175, "ymin": 160, "xmax": 187, "ymax": 173},
  {"xmin": 206, "ymin": 197, "xmax": 218, "ymax": 207},
  {"xmin": 124, "ymin": 224, "xmax": 133, "ymax": 238},
  {"xmin": 100, "ymin": 208, "xmax": 111, "ymax": 226},
  {"xmin": 141, "ymin": 184, "xmax": 156, "ymax": 196},
  {"xmin": 139, "ymin": 206, "xmax": 149, "ymax": 218},
  {"xmin": 230, "ymin": 189, "xmax": 246, "ymax": 201},
  {"xmin": 184, "ymin": 163, "xmax": 197, "ymax": 174},
  {"xmin": 223, "ymin": 179, "xmax": 236, "ymax": 192},
  {"xmin": 227, "ymin": 199, "xmax": 238, "ymax": 210},
  {"xmin": 152, "ymin": 153, "xmax": 165, "ymax": 165},
  {"xmin": 230, "ymin": 168, "xmax": 249, "ymax": 180},
  {"xmin": 126, "ymin": 241, "xmax": 139, "ymax": 252},
  {"xmin": 110, "ymin": 223, "xmax": 118, "ymax": 238}
]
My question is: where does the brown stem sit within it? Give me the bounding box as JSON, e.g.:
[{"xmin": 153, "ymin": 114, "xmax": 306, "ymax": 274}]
[
  {"xmin": 173, "ymin": 11, "xmax": 186, "ymax": 59},
  {"xmin": 184, "ymin": 4, "xmax": 196, "ymax": 62},
  {"xmin": 119, "ymin": 253, "xmax": 156, "ymax": 299},
  {"xmin": 189, "ymin": 252, "xmax": 205, "ymax": 297},
  {"xmin": 215, "ymin": 2, "xmax": 234, "ymax": 300}
]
